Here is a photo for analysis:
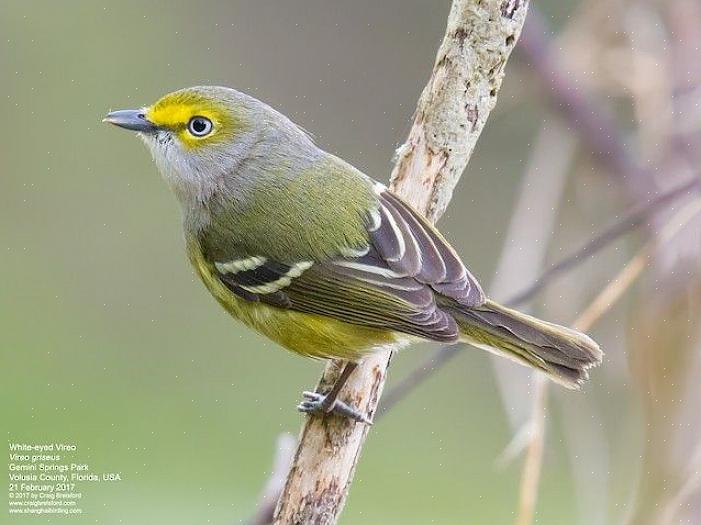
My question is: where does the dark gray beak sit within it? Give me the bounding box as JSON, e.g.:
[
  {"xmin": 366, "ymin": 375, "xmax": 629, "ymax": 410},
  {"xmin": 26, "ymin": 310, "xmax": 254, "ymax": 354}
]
[{"xmin": 103, "ymin": 109, "xmax": 156, "ymax": 132}]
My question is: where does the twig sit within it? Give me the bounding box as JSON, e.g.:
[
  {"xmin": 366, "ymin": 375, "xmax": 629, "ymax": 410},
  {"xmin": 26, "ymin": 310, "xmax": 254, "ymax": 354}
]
[
  {"xmin": 378, "ymin": 178, "xmax": 699, "ymax": 417},
  {"xmin": 271, "ymin": 2, "xmax": 531, "ymax": 523},
  {"xmin": 513, "ymin": 196, "xmax": 701, "ymax": 525}
]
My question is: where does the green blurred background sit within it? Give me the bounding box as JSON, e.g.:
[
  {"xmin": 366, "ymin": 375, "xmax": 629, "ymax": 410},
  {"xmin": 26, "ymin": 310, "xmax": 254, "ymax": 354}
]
[{"xmin": 1, "ymin": 1, "xmax": 673, "ymax": 524}]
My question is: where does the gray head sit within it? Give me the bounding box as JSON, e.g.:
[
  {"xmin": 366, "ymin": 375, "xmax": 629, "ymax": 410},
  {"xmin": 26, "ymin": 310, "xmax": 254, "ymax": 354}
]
[{"xmin": 104, "ymin": 86, "xmax": 318, "ymax": 211}]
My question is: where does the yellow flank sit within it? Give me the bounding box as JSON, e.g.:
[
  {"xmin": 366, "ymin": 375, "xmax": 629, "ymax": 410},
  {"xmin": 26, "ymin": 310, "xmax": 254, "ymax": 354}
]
[
  {"xmin": 145, "ymin": 91, "xmax": 245, "ymax": 150},
  {"xmin": 187, "ymin": 238, "xmax": 402, "ymax": 361}
]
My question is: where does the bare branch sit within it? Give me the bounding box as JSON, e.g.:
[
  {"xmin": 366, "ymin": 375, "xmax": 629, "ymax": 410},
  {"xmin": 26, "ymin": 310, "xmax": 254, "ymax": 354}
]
[
  {"xmin": 271, "ymin": 2, "xmax": 531, "ymax": 523},
  {"xmin": 389, "ymin": 0, "xmax": 530, "ymax": 221}
]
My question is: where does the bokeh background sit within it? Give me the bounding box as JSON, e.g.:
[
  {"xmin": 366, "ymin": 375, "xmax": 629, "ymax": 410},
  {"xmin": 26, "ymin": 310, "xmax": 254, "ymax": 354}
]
[{"xmin": 2, "ymin": 1, "xmax": 700, "ymax": 524}]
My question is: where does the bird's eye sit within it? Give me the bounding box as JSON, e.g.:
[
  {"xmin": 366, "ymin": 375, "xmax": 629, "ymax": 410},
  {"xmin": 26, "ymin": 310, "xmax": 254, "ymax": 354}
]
[{"xmin": 187, "ymin": 116, "xmax": 213, "ymax": 137}]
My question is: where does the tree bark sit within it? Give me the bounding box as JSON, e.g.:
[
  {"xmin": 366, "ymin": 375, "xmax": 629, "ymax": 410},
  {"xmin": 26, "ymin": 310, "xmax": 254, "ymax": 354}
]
[{"xmin": 272, "ymin": 1, "xmax": 531, "ymax": 523}]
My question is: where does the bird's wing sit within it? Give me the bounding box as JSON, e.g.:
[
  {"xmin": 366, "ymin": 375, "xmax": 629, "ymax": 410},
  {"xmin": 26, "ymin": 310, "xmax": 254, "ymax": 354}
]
[
  {"xmin": 370, "ymin": 188, "xmax": 485, "ymax": 307},
  {"xmin": 209, "ymin": 186, "xmax": 485, "ymax": 343}
]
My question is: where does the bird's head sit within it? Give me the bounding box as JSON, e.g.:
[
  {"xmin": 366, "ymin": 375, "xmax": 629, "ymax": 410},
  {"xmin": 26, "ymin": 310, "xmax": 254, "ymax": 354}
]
[
  {"xmin": 104, "ymin": 86, "xmax": 264, "ymax": 204},
  {"xmin": 105, "ymin": 85, "xmax": 317, "ymax": 218}
]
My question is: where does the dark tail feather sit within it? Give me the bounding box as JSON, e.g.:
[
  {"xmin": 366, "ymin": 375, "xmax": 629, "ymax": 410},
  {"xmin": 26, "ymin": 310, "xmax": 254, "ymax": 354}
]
[{"xmin": 452, "ymin": 300, "xmax": 603, "ymax": 389}]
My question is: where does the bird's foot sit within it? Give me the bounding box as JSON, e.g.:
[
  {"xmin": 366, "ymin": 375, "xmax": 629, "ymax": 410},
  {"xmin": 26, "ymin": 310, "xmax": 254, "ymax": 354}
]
[{"xmin": 297, "ymin": 391, "xmax": 372, "ymax": 425}]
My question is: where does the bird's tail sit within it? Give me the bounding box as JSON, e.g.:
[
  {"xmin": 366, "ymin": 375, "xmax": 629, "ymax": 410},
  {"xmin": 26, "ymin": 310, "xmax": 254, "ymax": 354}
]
[{"xmin": 452, "ymin": 300, "xmax": 602, "ymax": 389}]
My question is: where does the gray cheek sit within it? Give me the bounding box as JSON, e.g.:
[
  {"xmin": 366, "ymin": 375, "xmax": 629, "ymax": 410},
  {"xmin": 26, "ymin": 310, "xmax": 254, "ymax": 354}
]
[{"xmin": 138, "ymin": 131, "xmax": 224, "ymax": 209}]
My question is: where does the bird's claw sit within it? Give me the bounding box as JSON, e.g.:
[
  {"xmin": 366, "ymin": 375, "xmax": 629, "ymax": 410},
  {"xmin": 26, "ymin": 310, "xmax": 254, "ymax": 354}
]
[{"xmin": 297, "ymin": 391, "xmax": 372, "ymax": 425}]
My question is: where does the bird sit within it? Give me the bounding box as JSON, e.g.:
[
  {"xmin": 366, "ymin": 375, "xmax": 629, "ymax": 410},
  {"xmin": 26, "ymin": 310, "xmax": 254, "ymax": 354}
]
[{"xmin": 104, "ymin": 86, "xmax": 602, "ymax": 424}]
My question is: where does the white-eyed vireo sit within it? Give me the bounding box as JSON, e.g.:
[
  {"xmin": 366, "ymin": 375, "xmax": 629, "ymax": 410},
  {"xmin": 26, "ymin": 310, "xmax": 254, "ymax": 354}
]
[{"xmin": 104, "ymin": 86, "xmax": 602, "ymax": 423}]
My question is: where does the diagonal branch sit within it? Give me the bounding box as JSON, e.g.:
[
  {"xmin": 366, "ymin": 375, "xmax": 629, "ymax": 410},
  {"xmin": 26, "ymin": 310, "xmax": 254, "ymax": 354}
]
[
  {"xmin": 507, "ymin": 176, "xmax": 700, "ymax": 306},
  {"xmin": 271, "ymin": 2, "xmax": 531, "ymax": 523}
]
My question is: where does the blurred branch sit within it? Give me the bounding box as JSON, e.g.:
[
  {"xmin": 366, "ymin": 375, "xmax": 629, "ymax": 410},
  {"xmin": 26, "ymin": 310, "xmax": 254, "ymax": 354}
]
[
  {"xmin": 514, "ymin": 196, "xmax": 701, "ymax": 525},
  {"xmin": 625, "ymin": 275, "xmax": 701, "ymax": 525},
  {"xmin": 271, "ymin": 2, "xmax": 531, "ymax": 524},
  {"xmin": 579, "ymin": 197, "xmax": 701, "ymax": 330},
  {"xmin": 658, "ymin": 442, "xmax": 701, "ymax": 525},
  {"xmin": 519, "ymin": 7, "xmax": 701, "ymax": 525},
  {"xmin": 244, "ymin": 434, "xmax": 296, "ymax": 525},
  {"xmin": 378, "ymin": 177, "xmax": 698, "ymax": 417},
  {"xmin": 514, "ymin": 375, "xmax": 547, "ymax": 525},
  {"xmin": 509, "ymin": 177, "xmax": 700, "ymax": 306},
  {"xmin": 489, "ymin": 119, "xmax": 575, "ymax": 429},
  {"xmin": 518, "ymin": 7, "xmax": 657, "ymax": 201}
]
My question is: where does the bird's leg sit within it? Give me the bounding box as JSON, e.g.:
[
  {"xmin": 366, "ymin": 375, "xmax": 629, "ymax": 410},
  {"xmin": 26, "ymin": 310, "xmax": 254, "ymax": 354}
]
[{"xmin": 297, "ymin": 362, "xmax": 371, "ymax": 424}]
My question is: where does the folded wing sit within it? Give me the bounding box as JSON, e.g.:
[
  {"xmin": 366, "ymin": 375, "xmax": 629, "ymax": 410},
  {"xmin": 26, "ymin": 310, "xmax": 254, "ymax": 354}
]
[{"xmin": 211, "ymin": 185, "xmax": 486, "ymax": 343}]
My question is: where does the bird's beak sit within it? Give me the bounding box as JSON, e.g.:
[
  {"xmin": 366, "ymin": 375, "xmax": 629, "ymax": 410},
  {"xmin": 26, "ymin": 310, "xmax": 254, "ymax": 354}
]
[{"xmin": 103, "ymin": 109, "xmax": 156, "ymax": 133}]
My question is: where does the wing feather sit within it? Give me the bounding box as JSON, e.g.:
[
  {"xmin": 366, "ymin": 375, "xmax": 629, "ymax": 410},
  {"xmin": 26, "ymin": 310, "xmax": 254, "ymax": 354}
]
[
  {"xmin": 209, "ymin": 184, "xmax": 485, "ymax": 343},
  {"xmin": 377, "ymin": 189, "xmax": 484, "ymax": 306}
]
